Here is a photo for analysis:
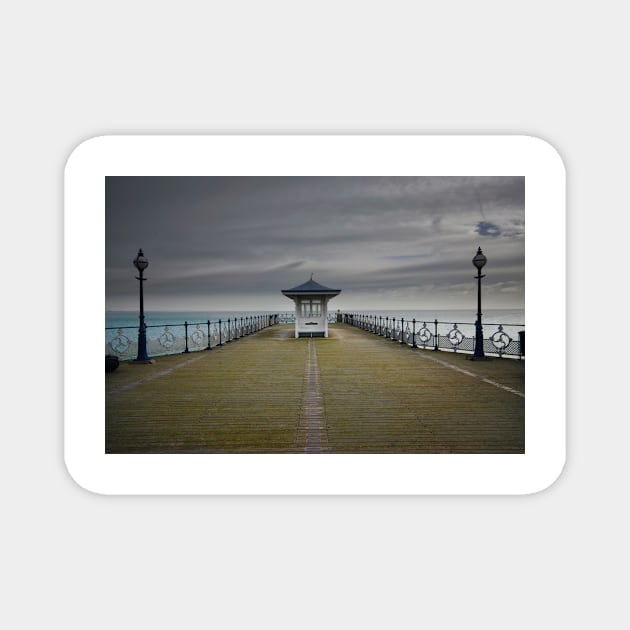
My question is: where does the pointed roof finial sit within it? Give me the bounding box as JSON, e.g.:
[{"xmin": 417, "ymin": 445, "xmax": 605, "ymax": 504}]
[{"xmin": 310, "ymin": 272, "xmax": 314, "ymax": 281}]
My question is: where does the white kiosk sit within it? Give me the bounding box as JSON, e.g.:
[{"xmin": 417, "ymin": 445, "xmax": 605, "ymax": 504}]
[{"xmin": 281, "ymin": 276, "xmax": 341, "ymax": 338}]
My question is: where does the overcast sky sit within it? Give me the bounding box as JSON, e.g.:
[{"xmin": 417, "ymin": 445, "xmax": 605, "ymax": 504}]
[{"xmin": 106, "ymin": 176, "xmax": 524, "ymax": 312}]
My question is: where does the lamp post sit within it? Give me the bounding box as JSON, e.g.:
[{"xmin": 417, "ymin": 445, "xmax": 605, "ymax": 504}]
[
  {"xmin": 133, "ymin": 248, "xmax": 150, "ymax": 362},
  {"xmin": 472, "ymin": 246, "xmax": 487, "ymax": 359}
]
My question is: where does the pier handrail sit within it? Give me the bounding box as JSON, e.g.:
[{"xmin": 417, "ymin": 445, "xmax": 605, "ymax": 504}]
[
  {"xmin": 106, "ymin": 313, "xmax": 281, "ymax": 360},
  {"xmin": 342, "ymin": 312, "xmax": 524, "ymax": 359}
]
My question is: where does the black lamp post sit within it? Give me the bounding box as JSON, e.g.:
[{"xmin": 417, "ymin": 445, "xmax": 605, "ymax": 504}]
[
  {"xmin": 472, "ymin": 246, "xmax": 487, "ymax": 359},
  {"xmin": 133, "ymin": 248, "xmax": 150, "ymax": 362}
]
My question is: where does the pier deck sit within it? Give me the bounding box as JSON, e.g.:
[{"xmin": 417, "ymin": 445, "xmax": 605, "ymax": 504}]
[{"xmin": 106, "ymin": 324, "xmax": 524, "ymax": 454}]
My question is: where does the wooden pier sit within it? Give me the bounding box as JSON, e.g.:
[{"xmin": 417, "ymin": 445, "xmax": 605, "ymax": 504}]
[{"xmin": 106, "ymin": 324, "xmax": 524, "ymax": 454}]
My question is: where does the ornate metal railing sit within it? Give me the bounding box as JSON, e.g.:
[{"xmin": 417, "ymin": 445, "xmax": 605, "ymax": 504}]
[
  {"xmin": 343, "ymin": 313, "xmax": 524, "ymax": 359},
  {"xmin": 106, "ymin": 314, "xmax": 280, "ymax": 360}
]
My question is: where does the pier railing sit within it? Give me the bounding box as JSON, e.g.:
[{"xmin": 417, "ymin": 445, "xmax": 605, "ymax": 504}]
[
  {"xmin": 106, "ymin": 311, "xmax": 524, "ymax": 360},
  {"xmin": 343, "ymin": 313, "xmax": 524, "ymax": 359},
  {"xmin": 106, "ymin": 314, "xmax": 280, "ymax": 360}
]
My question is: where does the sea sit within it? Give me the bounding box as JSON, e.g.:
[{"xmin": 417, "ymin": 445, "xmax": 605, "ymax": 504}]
[{"xmin": 106, "ymin": 308, "xmax": 524, "ymax": 359}]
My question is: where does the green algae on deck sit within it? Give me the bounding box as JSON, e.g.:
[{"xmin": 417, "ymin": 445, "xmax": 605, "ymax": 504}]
[{"xmin": 106, "ymin": 324, "xmax": 524, "ymax": 454}]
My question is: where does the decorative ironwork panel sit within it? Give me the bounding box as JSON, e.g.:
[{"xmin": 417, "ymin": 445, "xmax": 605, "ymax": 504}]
[
  {"xmin": 150, "ymin": 325, "xmax": 187, "ymax": 355},
  {"xmin": 189, "ymin": 324, "xmax": 206, "ymax": 349},
  {"xmin": 417, "ymin": 323, "xmax": 433, "ymax": 348},
  {"xmin": 106, "ymin": 328, "xmax": 136, "ymax": 359},
  {"xmin": 490, "ymin": 325, "xmax": 512, "ymax": 357},
  {"xmin": 446, "ymin": 324, "xmax": 465, "ymax": 350}
]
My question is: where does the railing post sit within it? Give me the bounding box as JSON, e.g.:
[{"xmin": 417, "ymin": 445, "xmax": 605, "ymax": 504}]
[
  {"xmin": 206, "ymin": 320, "xmax": 212, "ymax": 350},
  {"xmin": 434, "ymin": 319, "xmax": 439, "ymax": 351},
  {"xmin": 412, "ymin": 318, "xmax": 417, "ymax": 348},
  {"xmin": 400, "ymin": 317, "xmax": 405, "ymax": 344},
  {"xmin": 227, "ymin": 318, "xmax": 231, "ymax": 342},
  {"xmin": 218, "ymin": 319, "xmax": 223, "ymax": 346},
  {"xmin": 184, "ymin": 321, "xmax": 190, "ymax": 353}
]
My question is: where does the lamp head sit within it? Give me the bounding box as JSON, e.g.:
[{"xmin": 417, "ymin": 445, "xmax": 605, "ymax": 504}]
[
  {"xmin": 472, "ymin": 247, "xmax": 487, "ymax": 271},
  {"xmin": 133, "ymin": 249, "xmax": 149, "ymax": 272}
]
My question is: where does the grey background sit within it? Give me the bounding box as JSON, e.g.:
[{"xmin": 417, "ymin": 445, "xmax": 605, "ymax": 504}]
[{"xmin": 3, "ymin": 1, "xmax": 623, "ymax": 629}]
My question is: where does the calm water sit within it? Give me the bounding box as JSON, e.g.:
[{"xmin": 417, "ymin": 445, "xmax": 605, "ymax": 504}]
[
  {"xmin": 106, "ymin": 310, "xmax": 285, "ymax": 330},
  {"xmin": 106, "ymin": 308, "xmax": 524, "ymax": 331}
]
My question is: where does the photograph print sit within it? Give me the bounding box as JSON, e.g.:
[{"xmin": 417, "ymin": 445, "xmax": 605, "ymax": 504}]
[{"xmin": 105, "ymin": 175, "xmax": 525, "ymax": 454}]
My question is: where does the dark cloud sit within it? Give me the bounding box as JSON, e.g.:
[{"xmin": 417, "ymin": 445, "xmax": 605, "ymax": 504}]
[{"xmin": 106, "ymin": 176, "xmax": 525, "ymax": 310}]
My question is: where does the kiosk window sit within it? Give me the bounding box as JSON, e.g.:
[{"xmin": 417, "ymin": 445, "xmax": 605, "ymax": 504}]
[{"xmin": 300, "ymin": 299, "xmax": 321, "ymax": 317}]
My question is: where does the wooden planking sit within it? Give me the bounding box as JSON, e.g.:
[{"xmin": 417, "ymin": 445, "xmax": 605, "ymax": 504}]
[
  {"xmin": 106, "ymin": 326, "xmax": 306, "ymax": 453},
  {"xmin": 106, "ymin": 324, "xmax": 524, "ymax": 454},
  {"xmin": 316, "ymin": 326, "xmax": 524, "ymax": 453},
  {"xmin": 295, "ymin": 339, "xmax": 330, "ymax": 453}
]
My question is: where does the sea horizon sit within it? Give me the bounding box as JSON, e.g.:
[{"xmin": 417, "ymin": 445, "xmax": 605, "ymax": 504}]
[{"xmin": 107, "ymin": 307, "xmax": 525, "ymax": 334}]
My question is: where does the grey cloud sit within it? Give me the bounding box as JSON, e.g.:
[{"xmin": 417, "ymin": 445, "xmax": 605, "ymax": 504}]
[{"xmin": 106, "ymin": 176, "xmax": 524, "ymax": 310}]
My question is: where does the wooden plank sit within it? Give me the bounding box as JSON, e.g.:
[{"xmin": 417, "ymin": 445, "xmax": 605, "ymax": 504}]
[{"xmin": 106, "ymin": 324, "xmax": 524, "ymax": 453}]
